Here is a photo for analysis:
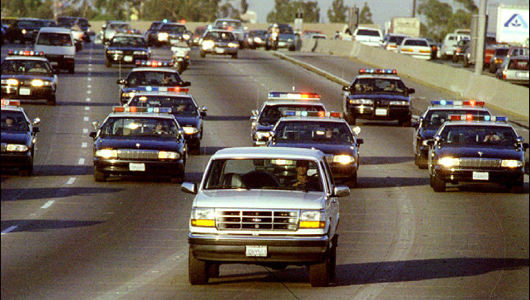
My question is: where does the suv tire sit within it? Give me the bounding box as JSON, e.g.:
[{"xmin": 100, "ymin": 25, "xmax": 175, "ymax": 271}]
[{"xmin": 189, "ymin": 249, "xmax": 209, "ymax": 285}]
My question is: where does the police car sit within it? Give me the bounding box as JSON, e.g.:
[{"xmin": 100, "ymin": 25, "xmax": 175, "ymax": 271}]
[
  {"xmin": 250, "ymin": 92, "xmax": 326, "ymax": 146},
  {"xmin": 342, "ymin": 69, "xmax": 415, "ymax": 126},
  {"xmin": 413, "ymin": 100, "xmax": 492, "ymax": 169},
  {"xmin": 1, "ymin": 50, "xmax": 58, "ymax": 105},
  {"xmin": 427, "ymin": 115, "xmax": 528, "ymax": 193},
  {"xmin": 117, "ymin": 60, "xmax": 191, "ymax": 104},
  {"xmin": 268, "ymin": 111, "xmax": 363, "ymax": 185},
  {"xmin": 89, "ymin": 106, "xmax": 187, "ymax": 183},
  {"xmin": 105, "ymin": 33, "xmax": 151, "ymax": 67},
  {"xmin": 200, "ymin": 29, "xmax": 239, "ymax": 59},
  {"xmin": 1, "ymin": 100, "xmax": 40, "ymax": 176},
  {"xmin": 125, "ymin": 87, "xmax": 207, "ymax": 154}
]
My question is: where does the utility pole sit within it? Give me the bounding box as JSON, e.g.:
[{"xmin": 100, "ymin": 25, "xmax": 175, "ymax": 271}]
[
  {"xmin": 412, "ymin": 0, "xmax": 417, "ymax": 17},
  {"xmin": 54, "ymin": 0, "xmax": 58, "ymax": 23},
  {"xmin": 475, "ymin": 0, "xmax": 487, "ymax": 75}
]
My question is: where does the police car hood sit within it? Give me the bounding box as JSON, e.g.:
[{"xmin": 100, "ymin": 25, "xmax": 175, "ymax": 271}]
[
  {"xmin": 1, "ymin": 74, "xmax": 53, "ymax": 81},
  {"xmin": 97, "ymin": 136, "xmax": 180, "ymax": 150},
  {"xmin": 107, "ymin": 45, "xmax": 148, "ymax": 51},
  {"xmin": 174, "ymin": 115, "xmax": 199, "ymax": 127},
  {"xmin": 270, "ymin": 142, "xmax": 353, "ymax": 155},
  {"xmin": 196, "ymin": 190, "xmax": 325, "ymax": 210},
  {"xmin": 437, "ymin": 145, "xmax": 523, "ymax": 160},
  {"xmin": 348, "ymin": 93, "xmax": 409, "ymax": 101},
  {"xmin": 1, "ymin": 132, "xmax": 31, "ymax": 144}
]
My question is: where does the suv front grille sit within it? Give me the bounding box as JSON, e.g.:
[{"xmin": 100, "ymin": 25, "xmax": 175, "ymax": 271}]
[
  {"xmin": 460, "ymin": 157, "xmax": 502, "ymax": 168},
  {"xmin": 216, "ymin": 209, "xmax": 299, "ymax": 231},
  {"xmin": 117, "ymin": 149, "xmax": 158, "ymax": 160}
]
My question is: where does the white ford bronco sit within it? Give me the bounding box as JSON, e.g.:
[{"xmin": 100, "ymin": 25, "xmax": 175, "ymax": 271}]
[{"xmin": 181, "ymin": 147, "xmax": 350, "ymax": 287}]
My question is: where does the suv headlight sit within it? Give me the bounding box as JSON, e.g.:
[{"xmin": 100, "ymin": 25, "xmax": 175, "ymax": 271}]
[
  {"xmin": 191, "ymin": 208, "xmax": 216, "ymax": 227},
  {"xmin": 6, "ymin": 144, "xmax": 29, "ymax": 152},
  {"xmin": 438, "ymin": 156, "xmax": 459, "ymax": 168},
  {"xmin": 228, "ymin": 42, "xmax": 239, "ymax": 48},
  {"xmin": 158, "ymin": 151, "xmax": 180, "ymax": 159},
  {"xmin": 300, "ymin": 210, "xmax": 325, "ymax": 229},
  {"xmin": 95, "ymin": 149, "xmax": 118, "ymax": 159},
  {"xmin": 501, "ymin": 159, "xmax": 522, "ymax": 168},
  {"xmin": 333, "ymin": 155, "xmax": 355, "ymax": 164},
  {"xmin": 349, "ymin": 99, "xmax": 373, "ymax": 105}
]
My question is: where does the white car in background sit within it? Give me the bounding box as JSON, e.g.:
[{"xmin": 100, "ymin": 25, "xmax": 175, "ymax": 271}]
[
  {"xmin": 353, "ymin": 27, "xmax": 382, "ymax": 47},
  {"xmin": 439, "ymin": 33, "xmax": 469, "ymax": 60},
  {"xmin": 398, "ymin": 37, "xmax": 432, "ymax": 60}
]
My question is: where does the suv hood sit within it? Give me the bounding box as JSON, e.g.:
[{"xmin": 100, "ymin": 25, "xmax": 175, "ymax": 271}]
[{"xmin": 196, "ymin": 190, "xmax": 325, "ymax": 210}]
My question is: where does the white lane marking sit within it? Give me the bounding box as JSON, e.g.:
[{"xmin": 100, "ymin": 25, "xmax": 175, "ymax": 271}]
[
  {"xmin": 1, "ymin": 226, "xmax": 18, "ymax": 235},
  {"xmin": 85, "ymin": 107, "xmax": 90, "ymax": 111},
  {"xmin": 41, "ymin": 200, "xmax": 55, "ymax": 209},
  {"xmin": 83, "ymin": 128, "xmax": 88, "ymax": 133},
  {"xmin": 87, "ymin": 90, "xmax": 92, "ymax": 94},
  {"xmin": 84, "ymin": 117, "xmax": 89, "ymax": 121},
  {"xmin": 86, "ymin": 97, "xmax": 91, "ymax": 102},
  {"xmin": 88, "ymin": 77, "xmax": 92, "ymax": 81},
  {"xmin": 81, "ymin": 142, "xmax": 88, "ymax": 148},
  {"xmin": 87, "ymin": 84, "xmax": 92, "ymax": 88},
  {"xmin": 67, "ymin": 177, "xmax": 76, "ymax": 185},
  {"xmin": 78, "ymin": 158, "xmax": 85, "ymax": 165}
]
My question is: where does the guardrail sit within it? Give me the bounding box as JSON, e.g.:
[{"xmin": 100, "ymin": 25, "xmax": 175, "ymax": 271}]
[{"xmin": 300, "ymin": 39, "xmax": 529, "ymax": 121}]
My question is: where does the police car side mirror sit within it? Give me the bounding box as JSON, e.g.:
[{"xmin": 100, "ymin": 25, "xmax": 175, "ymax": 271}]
[
  {"xmin": 522, "ymin": 142, "xmax": 529, "ymax": 151},
  {"xmin": 333, "ymin": 185, "xmax": 350, "ymax": 197},
  {"xmin": 181, "ymin": 182, "xmax": 197, "ymax": 194},
  {"xmin": 178, "ymin": 128, "xmax": 185, "ymax": 138},
  {"xmin": 200, "ymin": 106, "xmax": 207, "ymax": 117},
  {"xmin": 117, "ymin": 79, "xmax": 126, "ymax": 85},
  {"xmin": 32, "ymin": 127, "xmax": 40, "ymax": 133},
  {"xmin": 251, "ymin": 109, "xmax": 259, "ymax": 117},
  {"xmin": 407, "ymin": 88, "xmax": 416, "ymax": 94},
  {"xmin": 356, "ymin": 138, "xmax": 364, "ymax": 145},
  {"xmin": 425, "ymin": 139, "xmax": 435, "ymax": 146},
  {"xmin": 89, "ymin": 132, "xmax": 97, "ymax": 138}
]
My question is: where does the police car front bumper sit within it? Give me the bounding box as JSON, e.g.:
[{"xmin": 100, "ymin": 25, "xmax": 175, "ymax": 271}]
[
  {"xmin": 330, "ymin": 163, "xmax": 358, "ymax": 179},
  {"xmin": 1, "ymin": 151, "xmax": 33, "ymax": 169},
  {"xmin": 189, "ymin": 234, "xmax": 330, "ymax": 263},
  {"xmin": 205, "ymin": 47, "xmax": 238, "ymax": 55},
  {"xmin": 346, "ymin": 105, "xmax": 411, "ymax": 121},
  {"xmin": 2, "ymin": 85, "xmax": 54, "ymax": 100},
  {"xmin": 434, "ymin": 166, "xmax": 524, "ymax": 185},
  {"xmin": 94, "ymin": 158, "xmax": 185, "ymax": 177}
]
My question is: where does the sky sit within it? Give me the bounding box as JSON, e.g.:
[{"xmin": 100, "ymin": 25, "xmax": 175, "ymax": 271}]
[{"xmin": 244, "ymin": 0, "xmax": 528, "ymax": 28}]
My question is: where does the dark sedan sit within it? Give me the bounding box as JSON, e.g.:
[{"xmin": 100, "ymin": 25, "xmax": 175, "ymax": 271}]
[{"xmin": 105, "ymin": 34, "xmax": 150, "ymax": 67}]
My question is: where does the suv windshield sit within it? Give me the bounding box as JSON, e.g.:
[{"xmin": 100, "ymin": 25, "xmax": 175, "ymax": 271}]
[{"xmin": 204, "ymin": 159, "xmax": 323, "ymax": 192}]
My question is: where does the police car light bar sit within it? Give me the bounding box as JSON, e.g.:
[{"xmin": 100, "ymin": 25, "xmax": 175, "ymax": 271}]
[
  {"xmin": 448, "ymin": 114, "xmax": 507, "ymax": 122},
  {"xmin": 1, "ymin": 99, "xmax": 21, "ymax": 106},
  {"xmin": 135, "ymin": 86, "xmax": 189, "ymax": 94},
  {"xmin": 135, "ymin": 60, "xmax": 174, "ymax": 67},
  {"xmin": 282, "ymin": 110, "xmax": 340, "ymax": 118},
  {"xmin": 359, "ymin": 68, "xmax": 397, "ymax": 75},
  {"xmin": 431, "ymin": 100, "xmax": 485, "ymax": 107},
  {"xmin": 8, "ymin": 50, "xmax": 45, "ymax": 57},
  {"xmin": 113, "ymin": 106, "xmax": 172, "ymax": 113},
  {"xmin": 268, "ymin": 92, "xmax": 321, "ymax": 101}
]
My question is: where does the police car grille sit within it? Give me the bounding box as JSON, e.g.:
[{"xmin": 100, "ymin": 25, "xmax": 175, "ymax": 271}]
[
  {"xmin": 216, "ymin": 209, "xmax": 299, "ymax": 231},
  {"xmin": 117, "ymin": 149, "xmax": 158, "ymax": 160},
  {"xmin": 459, "ymin": 158, "xmax": 502, "ymax": 168}
]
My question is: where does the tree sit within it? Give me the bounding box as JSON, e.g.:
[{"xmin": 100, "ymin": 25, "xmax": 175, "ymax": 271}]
[
  {"xmin": 241, "ymin": 0, "xmax": 249, "ymax": 14},
  {"xmin": 141, "ymin": 0, "xmax": 221, "ymax": 22},
  {"xmin": 359, "ymin": 2, "xmax": 373, "ymax": 24},
  {"xmin": 418, "ymin": 0, "xmax": 476, "ymax": 42},
  {"xmin": 328, "ymin": 0, "xmax": 348, "ymax": 23},
  {"xmin": 267, "ymin": 0, "xmax": 320, "ymax": 23}
]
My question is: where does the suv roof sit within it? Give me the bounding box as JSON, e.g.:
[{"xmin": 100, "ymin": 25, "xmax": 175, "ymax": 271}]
[
  {"xmin": 212, "ymin": 146, "xmax": 325, "ymax": 161},
  {"xmin": 38, "ymin": 27, "xmax": 71, "ymax": 34}
]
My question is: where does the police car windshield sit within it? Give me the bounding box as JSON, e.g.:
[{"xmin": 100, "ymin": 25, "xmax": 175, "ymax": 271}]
[
  {"xmin": 160, "ymin": 24, "xmax": 187, "ymax": 33},
  {"xmin": 1, "ymin": 59, "xmax": 53, "ymax": 75},
  {"xmin": 1, "ymin": 111, "xmax": 29, "ymax": 132},
  {"xmin": 352, "ymin": 78, "xmax": 406, "ymax": 93},
  {"xmin": 440, "ymin": 125, "xmax": 518, "ymax": 146},
  {"xmin": 204, "ymin": 159, "xmax": 323, "ymax": 192},
  {"xmin": 424, "ymin": 110, "xmax": 491, "ymax": 128},
  {"xmin": 126, "ymin": 71, "xmax": 182, "ymax": 87},
  {"xmin": 129, "ymin": 96, "xmax": 197, "ymax": 116},
  {"xmin": 110, "ymin": 36, "xmax": 147, "ymax": 47},
  {"xmin": 100, "ymin": 117, "xmax": 177, "ymax": 137},
  {"xmin": 275, "ymin": 121, "xmax": 353, "ymax": 143},
  {"xmin": 205, "ymin": 31, "xmax": 236, "ymax": 41},
  {"xmin": 259, "ymin": 105, "xmax": 325, "ymax": 125}
]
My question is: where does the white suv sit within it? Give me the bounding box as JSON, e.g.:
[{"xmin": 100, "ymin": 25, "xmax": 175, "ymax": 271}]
[
  {"xmin": 353, "ymin": 27, "xmax": 383, "ymax": 47},
  {"xmin": 182, "ymin": 147, "xmax": 350, "ymax": 287},
  {"xmin": 34, "ymin": 27, "xmax": 76, "ymax": 73},
  {"xmin": 440, "ymin": 33, "xmax": 469, "ymax": 60}
]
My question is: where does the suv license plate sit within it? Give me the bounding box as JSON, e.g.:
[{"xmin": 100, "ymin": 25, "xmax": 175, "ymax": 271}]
[
  {"xmin": 472, "ymin": 172, "xmax": 488, "ymax": 180},
  {"xmin": 246, "ymin": 245, "xmax": 267, "ymax": 257},
  {"xmin": 375, "ymin": 108, "xmax": 388, "ymax": 116},
  {"xmin": 129, "ymin": 163, "xmax": 145, "ymax": 171}
]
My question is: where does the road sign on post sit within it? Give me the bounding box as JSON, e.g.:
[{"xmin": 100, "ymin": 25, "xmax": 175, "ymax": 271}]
[
  {"xmin": 294, "ymin": 8, "xmax": 303, "ymax": 35},
  {"xmin": 349, "ymin": 5, "xmax": 359, "ymax": 33}
]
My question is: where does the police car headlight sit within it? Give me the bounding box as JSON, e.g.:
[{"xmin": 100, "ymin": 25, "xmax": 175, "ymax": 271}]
[
  {"xmin": 228, "ymin": 42, "xmax": 239, "ymax": 48},
  {"xmin": 255, "ymin": 131, "xmax": 270, "ymax": 140},
  {"xmin": 190, "ymin": 208, "xmax": 216, "ymax": 227},
  {"xmin": 6, "ymin": 144, "xmax": 29, "ymax": 152},
  {"xmin": 349, "ymin": 99, "xmax": 373, "ymax": 105},
  {"xmin": 133, "ymin": 50, "xmax": 147, "ymax": 55},
  {"xmin": 501, "ymin": 160, "xmax": 522, "ymax": 168},
  {"xmin": 333, "ymin": 155, "xmax": 355, "ymax": 164},
  {"xmin": 202, "ymin": 40, "xmax": 215, "ymax": 49},
  {"xmin": 158, "ymin": 151, "xmax": 180, "ymax": 159},
  {"xmin": 438, "ymin": 156, "xmax": 460, "ymax": 168},
  {"xmin": 95, "ymin": 149, "xmax": 118, "ymax": 159},
  {"xmin": 390, "ymin": 101, "xmax": 409, "ymax": 106},
  {"xmin": 288, "ymin": 38, "xmax": 294, "ymax": 42},
  {"xmin": 183, "ymin": 33, "xmax": 191, "ymax": 40},
  {"xmin": 107, "ymin": 50, "xmax": 123, "ymax": 54},
  {"xmin": 255, "ymin": 37, "xmax": 262, "ymax": 43},
  {"xmin": 158, "ymin": 32, "xmax": 169, "ymax": 41},
  {"xmin": 300, "ymin": 210, "xmax": 325, "ymax": 229},
  {"xmin": 4, "ymin": 79, "xmax": 19, "ymax": 86},
  {"xmin": 122, "ymin": 92, "xmax": 135, "ymax": 99},
  {"xmin": 31, "ymin": 79, "xmax": 45, "ymax": 87},
  {"xmin": 182, "ymin": 127, "xmax": 199, "ymax": 135}
]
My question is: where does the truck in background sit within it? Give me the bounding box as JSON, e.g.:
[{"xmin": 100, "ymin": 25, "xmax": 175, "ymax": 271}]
[
  {"xmin": 495, "ymin": 4, "xmax": 529, "ymax": 46},
  {"xmin": 387, "ymin": 17, "xmax": 420, "ymax": 38}
]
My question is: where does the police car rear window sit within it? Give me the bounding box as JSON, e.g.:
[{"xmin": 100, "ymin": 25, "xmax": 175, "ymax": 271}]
[
  {"xmin": 356, "ymin": 29, "xmax": 380, "ymax": 37},
  {"xmin": 130, "ymin": 96, "xmax": 197, "ymax": 116}
]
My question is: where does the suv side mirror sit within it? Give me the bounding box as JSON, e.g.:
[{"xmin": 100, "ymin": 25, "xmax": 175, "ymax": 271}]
[
  {"xmin": 333, "ymin": 186, "xmax": 350, "ymax": 197},
  {"xmin": 181, "ymin": 182, "xmax": 197, "ymax": 194}
]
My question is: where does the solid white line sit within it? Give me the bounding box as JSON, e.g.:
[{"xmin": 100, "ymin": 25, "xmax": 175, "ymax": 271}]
[
  {"xmin": 41, "ymin": 200, "xmax": 55, "ymax": 209},
  {"xmin": 67, "ymin": 177, "xmax": 76, "ymax": 185},
  {"xmin": 78, "ymin": 158, "xmax": 85, "ymax": 165},
  {"xmin": 1, "ymin": 226, "xmax": 18, "ymax": 235}
]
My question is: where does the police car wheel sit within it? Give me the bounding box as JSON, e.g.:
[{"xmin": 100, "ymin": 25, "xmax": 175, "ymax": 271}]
[
  {"xmin": 188, "ymin": 248, "xmax": 209, "ymax": 285},
  {"xmin": 19, "ymin": 165, "xmax": 33, "ymax": 177},
  {"xmin": 106, "ymin": 60, "xmax": 111, "ymax": 68},
  {"xmin": 170, "ymin": 176, "xmax": 184, "ymax": 184},
  {"xmin": 47, "ymin": 95, "xmax": 56, "ymax": 106},
  {"xmin": 508, "ymin": 179, "xmax": 524, "ymax": 194},
  {"xmin": 429, "ymin": 174, "xmax": 435, "ymax": 188},
  {"xmin": 399, "ymin": 118, "xmax": 412, "ymax": 127},
  {"xmin": 94, "ymin": 168, "xmax": 107, "ymax": 182},
  {"xmin": 208, "ymin": 263, "xmax": 220, "ymax": 278},
  {"xmin": 349, "ymin": 172, "xmax": 358, "ymax": 187},
  {"xmin": 231, "ymin": 53, "xmax": 238, "ymax": 59},
  {"xmin": 432, "ymin": 174, "xmax": 446, "ymax": 192}
]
